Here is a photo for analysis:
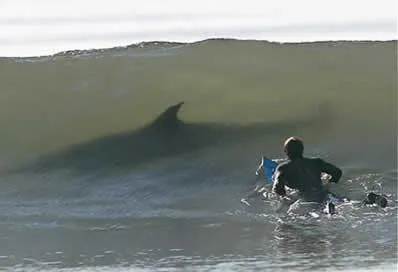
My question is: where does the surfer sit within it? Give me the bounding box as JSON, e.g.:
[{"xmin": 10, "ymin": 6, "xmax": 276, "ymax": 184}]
[
  {"xmin": 272, "ymin": 136, "xmax": 342, "ymax": 212},
  {"xmin": 244, "ymin": 136, "xmax": 388, "ymax": 211}
]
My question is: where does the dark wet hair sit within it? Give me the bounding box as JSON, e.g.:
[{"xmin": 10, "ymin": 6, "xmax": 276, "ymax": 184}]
[{"xmin": 284, "ymin": 136, "xmax": 304, "ymax": 159}]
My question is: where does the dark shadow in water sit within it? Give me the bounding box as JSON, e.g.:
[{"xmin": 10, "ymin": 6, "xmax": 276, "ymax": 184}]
[{"xmin": 10, "ymin": 101, "xmax": 332, "ymax": 175}]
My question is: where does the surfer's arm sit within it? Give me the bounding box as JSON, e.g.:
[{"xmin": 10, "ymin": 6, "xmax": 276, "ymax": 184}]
[
  {"xmin": 319, "ymin": 159, "xmax": 342, "ymax": 183},
  {"xmin": 272, "ymin": 166, "xmax": 286, "ymax": 196}
]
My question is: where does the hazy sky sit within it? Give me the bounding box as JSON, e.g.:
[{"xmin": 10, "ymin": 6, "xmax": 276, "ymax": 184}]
[{"xmin": 1, "ymin": 0, "xmax": 397, "ymax": 56}]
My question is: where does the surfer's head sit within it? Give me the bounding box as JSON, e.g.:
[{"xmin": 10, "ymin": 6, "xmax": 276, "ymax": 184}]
[{"xmin": 284, "ymin": 136, "xmax": 304, "ymax": 159}]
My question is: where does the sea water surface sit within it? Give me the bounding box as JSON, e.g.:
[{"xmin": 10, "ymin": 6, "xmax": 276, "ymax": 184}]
[{"xmin": 0, "ymin": 39, "xmax": 396, "ymax": 271}]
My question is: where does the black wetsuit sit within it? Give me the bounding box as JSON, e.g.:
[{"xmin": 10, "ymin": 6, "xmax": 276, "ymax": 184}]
[{"xmin": 272, "ymin": 157, "xmax": 342, "ymax": 202}]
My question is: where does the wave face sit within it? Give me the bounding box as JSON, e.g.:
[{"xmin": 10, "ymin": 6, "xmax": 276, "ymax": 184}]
[{"xmin": 0, "ymin": 39, "xmax": 396, "ymax": 271}]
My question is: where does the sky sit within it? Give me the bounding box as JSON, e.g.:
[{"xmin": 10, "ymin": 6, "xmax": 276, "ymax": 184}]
[{"xmin": 1, "ymin": 0, "xmax": 397, "ymax": 57}]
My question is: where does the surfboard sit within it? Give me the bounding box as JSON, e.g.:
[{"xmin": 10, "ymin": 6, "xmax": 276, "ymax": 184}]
[{"xmin": 262, "ymin": 156, "xmax": 278, "ymax": 184}]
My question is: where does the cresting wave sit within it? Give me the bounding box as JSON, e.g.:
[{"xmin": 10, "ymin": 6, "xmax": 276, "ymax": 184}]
[{"xmin": 0, "ymin": 39, "xmax": 396, "ymax": 172}]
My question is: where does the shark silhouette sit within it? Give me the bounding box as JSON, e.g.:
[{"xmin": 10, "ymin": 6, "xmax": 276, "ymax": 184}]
[{"xmin": 13, "ymin": 101, "xmax": 332, "ymax": 174}]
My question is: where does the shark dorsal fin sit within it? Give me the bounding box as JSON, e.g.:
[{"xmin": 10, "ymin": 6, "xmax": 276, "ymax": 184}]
[{"xmin": 151, "ymin": 101, "xmax": 184, "ymax": 128}]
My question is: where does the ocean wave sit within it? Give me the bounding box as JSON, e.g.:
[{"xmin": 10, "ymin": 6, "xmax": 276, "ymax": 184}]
[{"xmin": 0, "ymin": 39, "xmax": 395, "ymax": 172}]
